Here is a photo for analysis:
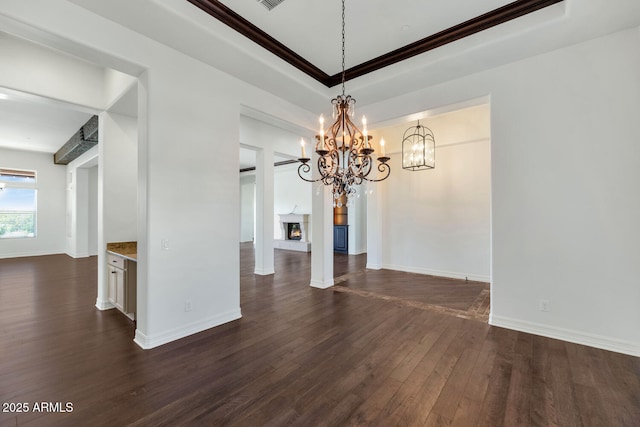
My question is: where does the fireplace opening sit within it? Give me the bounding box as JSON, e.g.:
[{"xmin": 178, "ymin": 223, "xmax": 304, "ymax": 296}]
[{"xmin": 287, "ymin": 223, "xmax": 302, "ymax": 240}]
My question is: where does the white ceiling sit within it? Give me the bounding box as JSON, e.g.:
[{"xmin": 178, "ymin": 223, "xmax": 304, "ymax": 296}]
[
  {"xmin": 0, "ymin": 88, "xmax": 94, "ymax": 154},
  {"xmin": 0, "ymin": 31, "xmax": 134, "ymax": 155}
]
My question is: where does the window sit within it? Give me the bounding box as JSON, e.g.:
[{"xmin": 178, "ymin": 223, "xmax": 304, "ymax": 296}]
[{"xmin": 0, "ymin": 168, "xmax": 37, "ymax": 238}]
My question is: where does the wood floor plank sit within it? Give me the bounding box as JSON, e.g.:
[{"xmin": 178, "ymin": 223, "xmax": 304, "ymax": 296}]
[
  {"xmin": 502, "ymin": 333, "xmax": 534, "ymax": 426},
  {"xmin": 450, "ymin": 396, "xmax": 483, "ymax": 427},
  {"xmin": 344, "ymin": 378, "xmax": 404, "ymax": 426},
  {"xmin": 474, "ymin": 327, "xmax": 519, "ymax": 427},
  {"xmin": 530, "ymin": 335, "xmax": 561, "ymax": 427},
  {"xmin": 429, "ymin": 321, "xmax": 489, "ymax": 423},
  {"xmin": 371, "ymin": 317, "xmax": 466, "ymax": 426}
]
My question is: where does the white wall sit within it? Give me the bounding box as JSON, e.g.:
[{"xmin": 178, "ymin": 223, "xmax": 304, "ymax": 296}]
[
  {"xmin": 239, "ymin": 115, "xmax": 310, "ymax": 162},
  {"xmin": 364, "ymin": 28, "xmax": 640, "ymax": 356},
  {"xmin": 101, "ymin": 112, "xmax": 137, "ymax": 244},
  {"xmin": 103, "ymin": 69, "xmax": 137, "ymax": 109},
  {"xmin": 140, "ymin": 62, "xmax": 245, "ymax": 346},
  {"xmin": 376, "ymin": 105, "xmax": 491, "ymax": 281},
  {"xmin": 0, "ymin": 147, "xmax": 66, "ymax": 258},
  {"xmin": 239, "ymin": 174, "xmax": 254, "ymax": 243},
  {"xmin": 0, "ymin": 31, "xmax": 105, "ymax": 110},
  {"xmin": 488, "ymin": 29, "xmax": 640, "ymax": 355}
]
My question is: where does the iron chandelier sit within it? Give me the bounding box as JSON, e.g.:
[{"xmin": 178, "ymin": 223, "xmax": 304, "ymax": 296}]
[
  {"xmin": 402, "ymin": 120, "xmax": 435, "ymax": 171},
  {"xmin": 297, "ymin": 0, "xmax": 390, "ymax": 205}
]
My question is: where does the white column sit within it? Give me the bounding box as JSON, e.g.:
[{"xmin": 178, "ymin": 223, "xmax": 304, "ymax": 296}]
[
  {"xmin": 95, "ymin": 112, "xmax": 109, "ymax": 310},
  {"xmin": 310, "ymin": 168, "xmax": 334, "ymax": 288},
  {"xmin": 348, "ymin": 185, "xmax": 367, "ymax": 255},
  {"xmin": 254, "ymin": 148, "xmax": 275, "ymax": 275},
  {"xmin": 366, "ymin": 181, "xmax": 383, "ymax": 270},
  {"xmin": 134, "ymin": 74, "xmax": 148, "ymax": 344}
]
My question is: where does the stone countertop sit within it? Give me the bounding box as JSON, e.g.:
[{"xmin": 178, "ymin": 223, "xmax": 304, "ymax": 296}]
[{"xmin": 106, "ymin": 241, "xmax": 137, "ymax": 262}]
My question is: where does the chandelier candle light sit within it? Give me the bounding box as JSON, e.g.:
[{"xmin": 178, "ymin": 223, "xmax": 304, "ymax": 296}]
[{"xmin": 297, "ymin": 0, "xmax": 390, "ymax": 205}]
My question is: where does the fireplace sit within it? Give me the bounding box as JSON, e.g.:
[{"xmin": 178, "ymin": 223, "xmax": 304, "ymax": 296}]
[
  {"xmin": 287, "ymin": 223, "xmax": 302, "ymax": 240},
  {"xmin": 275, "ymin": 214, "xmax": 311, "ymax": 252}
]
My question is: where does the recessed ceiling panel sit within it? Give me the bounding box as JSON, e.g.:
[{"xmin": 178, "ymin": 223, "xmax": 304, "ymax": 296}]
[{"xmin": 218, "ymin": 0, "xmax": 514, "ymax": 74}]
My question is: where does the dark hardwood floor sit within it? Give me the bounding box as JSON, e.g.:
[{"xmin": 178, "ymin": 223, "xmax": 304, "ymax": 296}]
[{"xmin": 1, "ymin": 247, "xmax": 639, "ymax": 426}]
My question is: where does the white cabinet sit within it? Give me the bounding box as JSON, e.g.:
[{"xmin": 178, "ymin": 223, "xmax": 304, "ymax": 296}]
[{"xmin": 107, "ymin": 253, "xmax": 137, "ymax": 318}]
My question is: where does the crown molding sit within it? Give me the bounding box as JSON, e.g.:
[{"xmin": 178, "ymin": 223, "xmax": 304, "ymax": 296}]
[
  {"xmin": 185, "ymin": 0, "xmax": 329, "ymax": 84},
  {"xmin": 186, "ymin": 0, "xmax": 563, "ymax": 88}
]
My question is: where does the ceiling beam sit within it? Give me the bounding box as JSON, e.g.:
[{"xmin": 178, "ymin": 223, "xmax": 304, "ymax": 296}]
[
  {"xmin": 53, "ymin": 115, "xmax": 99, "ymax": 165},
  {"xmin": 186, "ymin": 0, "xmax": 563, "ymax": 88}
]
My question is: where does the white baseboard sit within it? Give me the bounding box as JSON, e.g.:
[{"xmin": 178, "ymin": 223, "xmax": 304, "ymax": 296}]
[
  {"xmin": 310, "ymin": 278, "xmax": 334, "ymax": 289},
  {"xmin": 381, "ymin": 263, "xmax": 490, "ymax": 283},
  {"xmin": 133, "ymin": 309, "xmax": 242, "ymax": 350},
  {"xmin": 348, "ymin": 248, "xmax": 367, "ymax": 255},
  {"xmin": 0, "ymin": 250, "xmax": 64, "ymax": 259},
  {"xmin": 490, "ymin": 315, "xmax": 640, "ymax": 357},
  {"xmin": 366, "ymin": 263, "xmax": 382, "ymax": 270},
  {"xmin": 254, "ymin": 267, "xmax": 275, "ymax": 275},
  {"xmin": 66, "ymin": 251, "xmax": 90, "ymax": 259},
  {"xmin": 95, "ymin": 298, "xmax": 115, "ymax": 310}
]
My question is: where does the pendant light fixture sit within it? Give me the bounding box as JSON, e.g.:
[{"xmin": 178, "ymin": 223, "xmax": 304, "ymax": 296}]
[
  {"xmin": 297, "ymin": 0, "xmax": 390, "ymax": 206},
  {"xmin": 402, "ymin": 120, "xmax": 435, "ymax": 171}
]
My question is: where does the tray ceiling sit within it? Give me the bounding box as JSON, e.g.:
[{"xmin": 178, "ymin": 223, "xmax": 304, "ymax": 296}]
[{"xmin": 187, "ymin": 0, "xmax": 563, "ymax": 86}]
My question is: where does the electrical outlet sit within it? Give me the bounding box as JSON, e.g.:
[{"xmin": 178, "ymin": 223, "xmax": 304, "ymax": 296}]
[
  {"xmin": 539, "ymin": 299, "xmax": 550, "ymax": 312},
  {"xmin": 184, "ymin": 300, "xmax": 192, "ymax": 312},
  {"xmin": 161, "ymin": 239, "xmax": 170, "ymax": 251}
]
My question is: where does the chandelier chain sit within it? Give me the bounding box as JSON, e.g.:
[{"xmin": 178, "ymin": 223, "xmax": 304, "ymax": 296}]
[
  {"xmin": 296, "ymin": 0, "xmax": 390, "ymax": 198},
  {"xmin": 341, "ymin": 0, "xmax": 346, "ymax": 97}
]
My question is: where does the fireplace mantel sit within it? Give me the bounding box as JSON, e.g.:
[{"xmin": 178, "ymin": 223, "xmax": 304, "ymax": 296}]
[{"xmin": 275, "ymin": 214, "xmax": 311, "ymax": 252}]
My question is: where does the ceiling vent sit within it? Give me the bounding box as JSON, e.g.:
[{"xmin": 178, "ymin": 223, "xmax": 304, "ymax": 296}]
[
  {"xmin": 53, "ymin": 115, "xmax": 99, "ymax": 165},
  {"xmin": 256, "ymin": 0, "xmax": 284, "ymax": 11}
]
